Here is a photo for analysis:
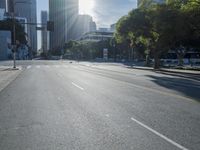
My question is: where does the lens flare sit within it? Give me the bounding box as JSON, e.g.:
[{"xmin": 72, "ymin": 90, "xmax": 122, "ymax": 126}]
[{"xmin": 79, "ymin": 0, "xmax": 95, "ymax": 15}]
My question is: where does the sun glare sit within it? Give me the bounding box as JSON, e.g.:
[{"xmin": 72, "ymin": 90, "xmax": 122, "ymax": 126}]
[{"xmin": 79, "ymin": 0, "xmax": 95, "ymax": 15}]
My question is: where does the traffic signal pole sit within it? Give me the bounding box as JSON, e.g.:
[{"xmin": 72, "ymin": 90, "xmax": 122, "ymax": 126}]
[
  {"xmin": 12, "ymin": 12, "xmax": 16, "ymax": 69},
  {"xmin": 10, "ymin": 20, "xmax": 54, "ymax": 69}
]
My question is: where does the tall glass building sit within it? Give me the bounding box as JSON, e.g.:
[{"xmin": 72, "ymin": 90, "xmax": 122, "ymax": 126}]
[
  {"xmin": 0, "ymin": 0, "xmax": 6, "ymax": 9},
  {"xmin": 7, "ymin": 0, "xmax": 37, "ymax": 53},
  {"xmin": 41, "ymin": 11, "xmax": 48, "ymax": 53},
  {"xmin": 49, "ymin": 0, "xmax": 79, "ymax": 51}
]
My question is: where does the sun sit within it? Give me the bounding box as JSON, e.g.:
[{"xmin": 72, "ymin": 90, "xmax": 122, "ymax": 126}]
[{"xmin": 79, "ymin": 0, "xmax": 95, "ymax": 15}]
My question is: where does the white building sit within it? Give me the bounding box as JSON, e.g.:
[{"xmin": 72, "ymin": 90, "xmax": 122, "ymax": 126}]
[
  {"xmin": 98, "ymin": 28, "xmax": 109, "ymax": 32},
  {"xmin": 79, "ymin": 31, "xmax": 114, "ymax": 42}
]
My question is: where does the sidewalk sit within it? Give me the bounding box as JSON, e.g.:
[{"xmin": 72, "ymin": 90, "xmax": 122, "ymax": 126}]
[
  {"xmin": 131, "ymin": 66, "xmax": 200, "ymax": 74},
  {"xmin": 128, "ymin": 66, "xmax": 200, "ymax": 81},
  {"xmin": 0, "ymin": 66, "xmax": 22, "ymax": 92},
  {"xmin": 76, "ymin": 61, "xmax": 199, "ymax": 74},
  {"xmin": 75, "ymin": 61, "xmax": 200, "ymax": 81}
]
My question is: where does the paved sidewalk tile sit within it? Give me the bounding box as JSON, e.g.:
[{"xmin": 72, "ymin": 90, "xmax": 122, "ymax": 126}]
[{"xmin": 0, "ymin": 66, "xmax": 22, "ymax": 92}]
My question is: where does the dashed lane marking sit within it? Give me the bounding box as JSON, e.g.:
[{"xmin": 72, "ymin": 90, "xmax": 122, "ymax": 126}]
[
  {"xmin": 64, "ymin": 65, "xmax": 69, "ymax": 68},
  {"xmin": 55, "ymin": 65, "xmax": 60, "ymax": 68},
  {"xmin": 131, "ymin": 117, "xmax": 189, "ymax": 150},
  {"xmin": 72, "ymin": 82, "xmax": 84, "ymax": 91},
  {"xmin": 27, "ymin": 65, "xmax": 32, "ymax": 69}
]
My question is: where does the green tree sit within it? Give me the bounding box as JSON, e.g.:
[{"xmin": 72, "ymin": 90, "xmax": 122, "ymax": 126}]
[
  {"xmin": 165, "ymin": 0, "xmax": 200, "ymax": 65},
  {"xmin": 115, "ymin": 1, "xmax": 200, "ymax": 68},
  {"xmin": 115, "ymin": 7, "xmax": 163, "ymax": 68},
  {"xmin": 0, "ymin": 19, "xmax": 27, "ymax": 44}
]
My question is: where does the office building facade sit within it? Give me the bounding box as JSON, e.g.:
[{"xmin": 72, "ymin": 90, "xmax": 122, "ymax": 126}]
[
  {"xmin": 67, "ymin": 0, "xmax": 79, "ymax": 40},
  {"xmin": 73, "ymin": 14, "xmax": 97, "ymax": 40},
  {"xmin": 0, "ymin": 0, "xmax": 6, "ymax": 9},
  {"xmin": 89, "ymin": 21, "xmax": 97, "ymax": 32},
  {"xmin": 0, "ymin": 31, "xmax": 11, "ymax": 60},
  {"xmin": 49, "ymin": 0, "xmax": 79, "ymax": 51},
  {"xmin": 7, "ymin": 0, "xmax": 37, "ymax": 53},
  {"xmin": 41, "ymin": 11, "xmax": 48, "ymax": 53}
]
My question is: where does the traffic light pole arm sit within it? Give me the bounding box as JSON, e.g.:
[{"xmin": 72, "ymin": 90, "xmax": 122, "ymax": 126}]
[
  {"xmin": 20, "ymin": 22, "xmax": 47, "ymax": 25},
  {"xmin": 20, "ymin": 21, "xmax": 54, "ymax": 31}
]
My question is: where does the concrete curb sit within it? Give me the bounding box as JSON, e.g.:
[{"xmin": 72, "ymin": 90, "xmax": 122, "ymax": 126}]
[
  {"xmin": 0, "ymin": 67, "xmax": 22, "ymax": 93},
  {"xmin": 130, "ymin": 66, "xmax": 199, "ymax": 75},
  {"xmin": 71, "ymin": 61, "xmax": 199, "ymax": 80}
]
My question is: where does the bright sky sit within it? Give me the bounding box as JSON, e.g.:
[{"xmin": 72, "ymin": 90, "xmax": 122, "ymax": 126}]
[
  {"xmin": 37, "ymin": 0, "xmax": 137, "ymax": 49},
  {"xmin": 37, "ymin": 0, "xmax": 137, "ymax": 27}
]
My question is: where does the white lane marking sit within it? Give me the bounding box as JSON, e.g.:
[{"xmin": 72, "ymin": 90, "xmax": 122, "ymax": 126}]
[
  {"xmin": 64, "ymin": 65, "xmax": 69, "ymax": 68},
  {"xmin": 105, "ymin": 114, "xmax": 110, "ymax": 118},
  {"xmin": 73, "ymin": 66, "xmax": 78, "ymax": 69},
  {"xmin": 55, "ymin": 65, "xmax": 60, "ymax": 68},
  {"xmin": 27, "ymin": 65, "xmax": 32, "ymax": 69},
  {"xmin": 72, "ymin": 82, "xmax": 84, "ymax": 91},
  {"xmin": 46, "ymin": 65, "xmax": 50, "ymax": 68},
  {"xmin": 36, "ymin": 65, "xmax": 40, "ymax": 69},
  {"xmin": 18, "ymin": 66, "xmax": 22, "ymax": 70},
  {"xmin": 131, "ymin": 117, "xmax": 189, "ymax": 150},
  {"xmin": 56, "ymin": 72, "xmax": 63, "ymax": 78}
]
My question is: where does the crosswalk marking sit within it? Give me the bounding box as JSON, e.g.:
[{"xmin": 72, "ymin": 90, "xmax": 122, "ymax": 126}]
[
  {"xmin": 55, "ymin": 65, "xmax": 60, "ymax": 68},
  {"xmin": 27, "ymin": 65, "xmax": 32, "ymax": 69},
  {"xmin": 24, "ymin": 65, "xmax": 71, "ymax": 70}
]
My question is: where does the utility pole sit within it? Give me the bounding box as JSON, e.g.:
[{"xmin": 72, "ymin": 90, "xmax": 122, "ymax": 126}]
[
  {"xmin": 11, "ymin": 0, "xmax": 33, "ymax": 69},
  {"xmin": 12, "ymin": 15, "xmax": 16, "ymax": 69},
  {"xmin": 12, "ymin": 1, "xmax": 16, "ymax": 69}
]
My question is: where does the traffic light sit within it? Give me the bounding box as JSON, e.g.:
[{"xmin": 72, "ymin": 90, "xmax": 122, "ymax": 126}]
[{"xmin": 47, "ymin": 21, "xmax": 54, "ymax": 31}]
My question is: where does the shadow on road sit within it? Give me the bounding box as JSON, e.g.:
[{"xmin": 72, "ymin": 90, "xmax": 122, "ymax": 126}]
[
  {"xmin": 154, "ymin": 71, "xmax": 200, "ymax": 81},
  {"xmin": 146, "ymin": 75, "xmax": 200, "ymax": 102}
]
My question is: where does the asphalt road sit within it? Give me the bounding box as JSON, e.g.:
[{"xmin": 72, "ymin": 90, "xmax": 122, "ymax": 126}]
[{"xmin": 0, "ymin": 60, "xmax": 200, "ymax": 150}]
